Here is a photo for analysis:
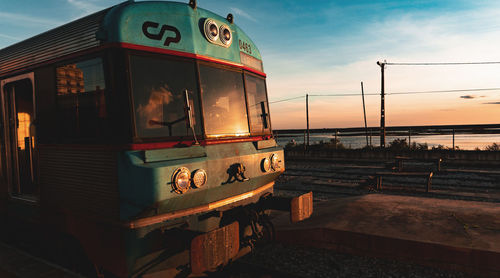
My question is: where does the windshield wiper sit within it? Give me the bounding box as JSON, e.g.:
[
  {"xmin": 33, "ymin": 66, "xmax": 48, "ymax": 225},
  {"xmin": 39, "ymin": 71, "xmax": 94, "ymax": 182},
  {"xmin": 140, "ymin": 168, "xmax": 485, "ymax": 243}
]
[
  {"xmin": 147, "ymin": 89, "xmax": 199, "ymax": 144},
  {"xmin": 148, "ymin": 118, "xmax": 185, "ymax": 136},
  {"xmin": 260, "ymin": 101, "xmax": 269, "ymax": 129},
  {"xmin": 184, "ymin": 89, "xmax": 199, "ymax": 145}
]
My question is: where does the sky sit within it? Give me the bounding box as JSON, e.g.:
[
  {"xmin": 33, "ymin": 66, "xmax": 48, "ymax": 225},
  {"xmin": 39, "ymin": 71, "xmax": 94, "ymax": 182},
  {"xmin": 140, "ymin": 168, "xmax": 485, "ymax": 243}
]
[{"xmin": 2, "ymin": 0, "xmax": 500, "ymax": 129}]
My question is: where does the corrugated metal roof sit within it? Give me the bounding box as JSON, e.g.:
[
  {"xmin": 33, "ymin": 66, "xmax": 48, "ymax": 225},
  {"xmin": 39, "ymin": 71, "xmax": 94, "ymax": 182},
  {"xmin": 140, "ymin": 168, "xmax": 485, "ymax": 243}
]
[
  {"xmin": 0, "ymin": 1, "xmax": 265, "ymax": 77},
  {"xmin": 0, "ymin": 8, "xmax": 110, "ymax": 77}
]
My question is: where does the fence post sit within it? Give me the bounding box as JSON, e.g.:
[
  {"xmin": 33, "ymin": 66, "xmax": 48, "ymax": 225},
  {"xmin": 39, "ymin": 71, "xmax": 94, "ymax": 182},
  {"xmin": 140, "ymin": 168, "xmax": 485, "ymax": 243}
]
[
  {"xmin": 306, "ymin": 93, "xmax": 309, "ymax": 147},
  {"xmin": 452, "ymin": 128, "xmax": 455, "ymax": 150}
]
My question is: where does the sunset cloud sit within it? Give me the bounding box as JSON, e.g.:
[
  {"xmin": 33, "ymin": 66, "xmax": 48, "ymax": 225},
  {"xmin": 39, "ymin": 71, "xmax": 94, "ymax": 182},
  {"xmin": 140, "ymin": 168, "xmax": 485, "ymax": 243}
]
[
  {"xmin": 460, "ymin": 95, "xmax": 486, "ymax": 99},
  {"xmin": 483, "ymin": 102, "xmax": 500, "ymax": 105},
  {"xmin": 229, "ymin": 7, "xmax": 257, "ymax": 22},
  {"xmin": 3, "ymin": 0, "xmax": 500, "ymax": 128},
  {"xmin": 460, "ymin": 95, "xmax": 477, "ymax": 99},
  {"xmin": 66, "ymin": 0, "xmax": 103, "ymax": 14},
  {"xmin": 0, "ymin": 33, "xmax": 22, "ymax": 41},
  {"xmin": 0, "ymin": 11, "xmax": 63, "ymax": 27}
]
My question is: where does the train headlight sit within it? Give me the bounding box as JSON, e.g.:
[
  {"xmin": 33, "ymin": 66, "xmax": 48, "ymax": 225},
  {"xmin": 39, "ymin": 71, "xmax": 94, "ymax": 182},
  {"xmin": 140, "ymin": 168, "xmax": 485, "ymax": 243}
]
[
  {"xmin": 172, "ymin": 167, "xmax": 191, "ymax": 194},
  {"xmin": 219, "ymin": 25, "xmax": 232, "ymax": 46},
  {"xmin": 204, "ymin": 19, "xmax": 219, "ymax": 42},
  {"xmin": 270, "ymin": 154, "xmax": 281, "ymax": 171},
  {"xmin": 192, "ymin": 169, "xmax": 208, "ymax": 188},
  {"xmin": 261, "ymin": 157, "xmax": 271, "ymax": 172}
]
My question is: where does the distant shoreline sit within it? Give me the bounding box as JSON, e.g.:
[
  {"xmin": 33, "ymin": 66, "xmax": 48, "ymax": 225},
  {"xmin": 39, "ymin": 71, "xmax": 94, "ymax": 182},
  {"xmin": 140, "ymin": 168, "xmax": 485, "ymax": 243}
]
[
  {"xmin": 274, "ymin": 123, "xmax": 500, "ymax": 137},
  {"xmin": 275, "ymin": 133, "xmax": 500, "ymax": 151}
]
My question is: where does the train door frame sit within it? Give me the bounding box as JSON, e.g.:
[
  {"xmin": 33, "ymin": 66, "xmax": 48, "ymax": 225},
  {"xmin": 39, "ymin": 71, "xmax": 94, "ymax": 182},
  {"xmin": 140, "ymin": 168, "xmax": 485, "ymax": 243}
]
[{"xmin": 0, "ymin": 72, "xmax": 38, "ymax": 202}]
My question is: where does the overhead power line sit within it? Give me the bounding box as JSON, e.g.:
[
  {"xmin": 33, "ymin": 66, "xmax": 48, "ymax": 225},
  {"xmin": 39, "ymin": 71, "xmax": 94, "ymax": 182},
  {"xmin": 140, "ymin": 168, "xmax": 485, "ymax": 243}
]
[
  {"xmin": 308, "ymin": 93, "xmax": 377, "ymax": 97},
  {"xmin": 268, "ymin": 95, "xmax": 305, "ymax": 104},
  {"xmin": 386, "ymin": 61, "xmax": 500, "ymax": 66},
  {"xmin": 389, "ymin": 87, "xmax": 500, "ymax": 95},
  {"xmin": 268, "ymin": 86, "xmax": 500, "ymax": 104},
  {"xmin": 308, "ymin": 87, "xmax": 500, "ymax": 97}
]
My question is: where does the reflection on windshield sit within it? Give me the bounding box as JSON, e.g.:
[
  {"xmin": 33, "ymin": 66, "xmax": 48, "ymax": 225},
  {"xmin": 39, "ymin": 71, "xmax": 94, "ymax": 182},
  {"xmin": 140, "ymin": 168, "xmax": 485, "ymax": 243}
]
[
  {"xmin": 137, "ymin": 84, "xmax": 173, "ymax": 129},
  {"xmin": 130, "ymin": 56, "xmax": 271, "ymax": 139},
  {"xmin": 199, "ymin": 65, "xmax": 249, "ymax": 137},
  {"xmin": 130, "ymin": 55, "xmax": 200, "ymax": 138}
]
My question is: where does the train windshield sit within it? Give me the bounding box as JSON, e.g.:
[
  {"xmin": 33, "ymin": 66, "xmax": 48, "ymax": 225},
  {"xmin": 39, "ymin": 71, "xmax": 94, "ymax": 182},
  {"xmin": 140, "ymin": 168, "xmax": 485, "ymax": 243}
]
[
  {"xmin": 129, "ymin": 55, "xmax": 271, "ymax": 140},
  {"xmin": 199, "ymin": 64, "xmax": 250, "ymax": 137},
  {"xmin": 129, "ymin": 55, "xmax": 201, "ymax": 138},
  {"xmin": 245, "ymin": 74, "xmax": 271, "ymax": 135}
]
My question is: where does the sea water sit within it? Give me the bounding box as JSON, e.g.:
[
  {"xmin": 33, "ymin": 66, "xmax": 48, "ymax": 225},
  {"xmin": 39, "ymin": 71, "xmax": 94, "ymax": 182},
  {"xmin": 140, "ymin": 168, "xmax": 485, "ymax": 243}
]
[{"xmin": 275, "ymin": 133, "xmax": 500, "ymax": 150}]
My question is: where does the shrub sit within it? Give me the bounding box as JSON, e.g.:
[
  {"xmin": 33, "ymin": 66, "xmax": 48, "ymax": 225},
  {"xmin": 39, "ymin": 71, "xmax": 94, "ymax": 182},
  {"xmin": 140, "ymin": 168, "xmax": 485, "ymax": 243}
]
[
  {"xmin": 409, "ymin": 142, "xmax": 428, "ymax": 150},
  {"xmin": 485, "ymin": 143, "xmax": 500, "ymax": 151},
  {"xmin": 431, "ymin": 144, "xmax": 446, "ymax": 150},
  {"xmin": 416, "ymin": 143, "xmax": 429, "ymax": 150},
  {"xmin": 388, "ymin": 138, "xmax": 409, "ymax": 151},
  {"xmin": 329, "ymin": 138, "xmax": 346, "ymax": 149}
]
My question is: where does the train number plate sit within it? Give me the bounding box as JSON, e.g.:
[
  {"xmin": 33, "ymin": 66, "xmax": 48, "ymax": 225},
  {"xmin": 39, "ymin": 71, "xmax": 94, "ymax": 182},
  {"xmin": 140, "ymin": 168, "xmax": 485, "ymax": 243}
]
[
  {"xmin": 190, "ymin": 221, "xmax": 239, "ymax": 274},
  {"xmin": 290, "ymin": 191, "xmax": 313, "ymax": 223}
]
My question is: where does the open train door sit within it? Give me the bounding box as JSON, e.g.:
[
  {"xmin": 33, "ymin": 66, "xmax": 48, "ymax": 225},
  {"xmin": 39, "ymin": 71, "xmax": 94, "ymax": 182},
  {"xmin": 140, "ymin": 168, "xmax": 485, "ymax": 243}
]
[{"xmin": 0, "ymin": 73, "xmax": 38, "ymax": 203}]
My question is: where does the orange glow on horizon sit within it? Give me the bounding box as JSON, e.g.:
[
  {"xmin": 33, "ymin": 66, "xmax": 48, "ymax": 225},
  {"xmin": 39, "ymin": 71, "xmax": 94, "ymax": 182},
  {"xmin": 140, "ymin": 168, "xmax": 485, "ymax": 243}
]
[{"xmin": 270, "ymin": 99, "xmax": 500, "ymax": 129}]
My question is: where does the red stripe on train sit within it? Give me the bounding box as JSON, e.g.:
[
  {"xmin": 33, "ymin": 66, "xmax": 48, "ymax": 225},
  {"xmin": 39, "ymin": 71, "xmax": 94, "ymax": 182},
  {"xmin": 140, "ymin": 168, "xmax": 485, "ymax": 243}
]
[{"xmin": 115, "ymin": 42, "xmax": 267, "ymax": 77}]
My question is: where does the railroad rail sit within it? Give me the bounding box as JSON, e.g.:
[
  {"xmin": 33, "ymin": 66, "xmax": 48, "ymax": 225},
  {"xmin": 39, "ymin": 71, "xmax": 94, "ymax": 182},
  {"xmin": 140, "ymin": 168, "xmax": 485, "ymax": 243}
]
[{"xmin": 276, "ymin": 158, "xmax": 500, "ymax": 203}]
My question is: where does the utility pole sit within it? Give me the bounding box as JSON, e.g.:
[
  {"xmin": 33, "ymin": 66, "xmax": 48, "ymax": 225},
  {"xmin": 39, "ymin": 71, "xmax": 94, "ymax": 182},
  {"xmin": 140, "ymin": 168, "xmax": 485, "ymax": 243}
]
[
  {"xmin": 377, "ymin": 61, "xmax": 386, "ymax": 148},
  {"xmin": 306, "ymin": 93, "xmax": 310, "ymax": 147},
  {"xmin": 361, "ymin": 82, "xmax": 369, "ymax": 147},
  {"xmin": 452, "ymin": 128, "xmax": 455, "ymax": 150},
  {"xmin": 409, "ymin": 128, "xmax": 412, "ymax": 148}
]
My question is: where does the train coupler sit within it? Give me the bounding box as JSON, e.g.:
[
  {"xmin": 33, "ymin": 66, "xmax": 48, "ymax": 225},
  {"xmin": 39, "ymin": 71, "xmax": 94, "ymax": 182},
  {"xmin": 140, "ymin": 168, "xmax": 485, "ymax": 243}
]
[{"xmin": 260, "ymin": 191, "xmax": 313, "ymax": 223}]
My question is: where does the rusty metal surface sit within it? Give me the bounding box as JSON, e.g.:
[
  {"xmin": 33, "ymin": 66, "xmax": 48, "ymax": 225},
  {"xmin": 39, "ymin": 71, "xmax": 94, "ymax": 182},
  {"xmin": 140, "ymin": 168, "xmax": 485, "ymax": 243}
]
[
  {"xmin": 290, "ymin": 191, "xmax": 313, "ymax": 223},
  {"xmin": 190, "ymin": 221, "xmax": 239, "ymax": 274}
]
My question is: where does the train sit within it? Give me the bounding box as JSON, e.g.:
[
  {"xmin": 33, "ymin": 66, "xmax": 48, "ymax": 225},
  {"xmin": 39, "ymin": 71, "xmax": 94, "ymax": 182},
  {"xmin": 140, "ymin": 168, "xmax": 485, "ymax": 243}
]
[{"xmin": 0, "ymin": 0, "xmax": 312, "ymax": 277}]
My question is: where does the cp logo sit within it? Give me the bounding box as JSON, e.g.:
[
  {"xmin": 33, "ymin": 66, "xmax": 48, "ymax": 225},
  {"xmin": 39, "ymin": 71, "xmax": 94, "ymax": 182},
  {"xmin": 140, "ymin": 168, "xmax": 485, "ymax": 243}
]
[{"xmin": 142, "ymin": 21, "xmax": 181, "ymax": 46}]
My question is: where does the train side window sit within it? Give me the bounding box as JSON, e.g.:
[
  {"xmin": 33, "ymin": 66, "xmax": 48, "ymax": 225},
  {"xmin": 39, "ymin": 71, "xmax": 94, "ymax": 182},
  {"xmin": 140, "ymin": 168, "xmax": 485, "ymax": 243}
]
[{"xmin": 56, "ymin": 58, "xmax": 107, "ymax": 140}]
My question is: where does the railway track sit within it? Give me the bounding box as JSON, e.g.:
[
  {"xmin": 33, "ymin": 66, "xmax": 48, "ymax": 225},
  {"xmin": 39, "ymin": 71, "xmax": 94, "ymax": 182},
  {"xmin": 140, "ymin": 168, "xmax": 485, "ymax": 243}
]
[
  {"xmin": 2, "ymin": 158, "xmax": 493, "ymax": 278},
  {"xmin": 277, "ymin": 160, "xmax": 500, "ymax": 202}
]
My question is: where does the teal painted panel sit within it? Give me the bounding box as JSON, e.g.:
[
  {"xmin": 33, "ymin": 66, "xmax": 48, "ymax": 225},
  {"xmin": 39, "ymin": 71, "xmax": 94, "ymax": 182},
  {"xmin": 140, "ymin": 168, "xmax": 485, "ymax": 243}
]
[
  {"xmin": 117, "ymin": 142, "xmax": 284, "ymax": 220},
  {"xmin": 100, "ymin": 1, "xmax": 262, "ymax": 65},
  {"xmin": 144, "ymin": 145, "xmax": 207, "ymax": 163}
]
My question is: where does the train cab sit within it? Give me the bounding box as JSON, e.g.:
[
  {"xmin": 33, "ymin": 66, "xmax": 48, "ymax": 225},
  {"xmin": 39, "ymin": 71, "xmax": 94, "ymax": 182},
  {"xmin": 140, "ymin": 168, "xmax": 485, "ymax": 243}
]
[{"xmin": 0, "ymin": 1, "xmax": 312, "ymax": 277}]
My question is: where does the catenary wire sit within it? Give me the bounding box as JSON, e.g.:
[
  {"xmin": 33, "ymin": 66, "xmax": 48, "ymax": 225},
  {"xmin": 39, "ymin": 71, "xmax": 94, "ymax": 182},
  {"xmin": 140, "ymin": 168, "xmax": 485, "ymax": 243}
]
[
  {"xmin": 385, "ymin": 62, "xmax": 500, "ymax": 66},
  {"xmin": 268, "ymin": 87, "xmax": 500, "ymax": 104}
]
